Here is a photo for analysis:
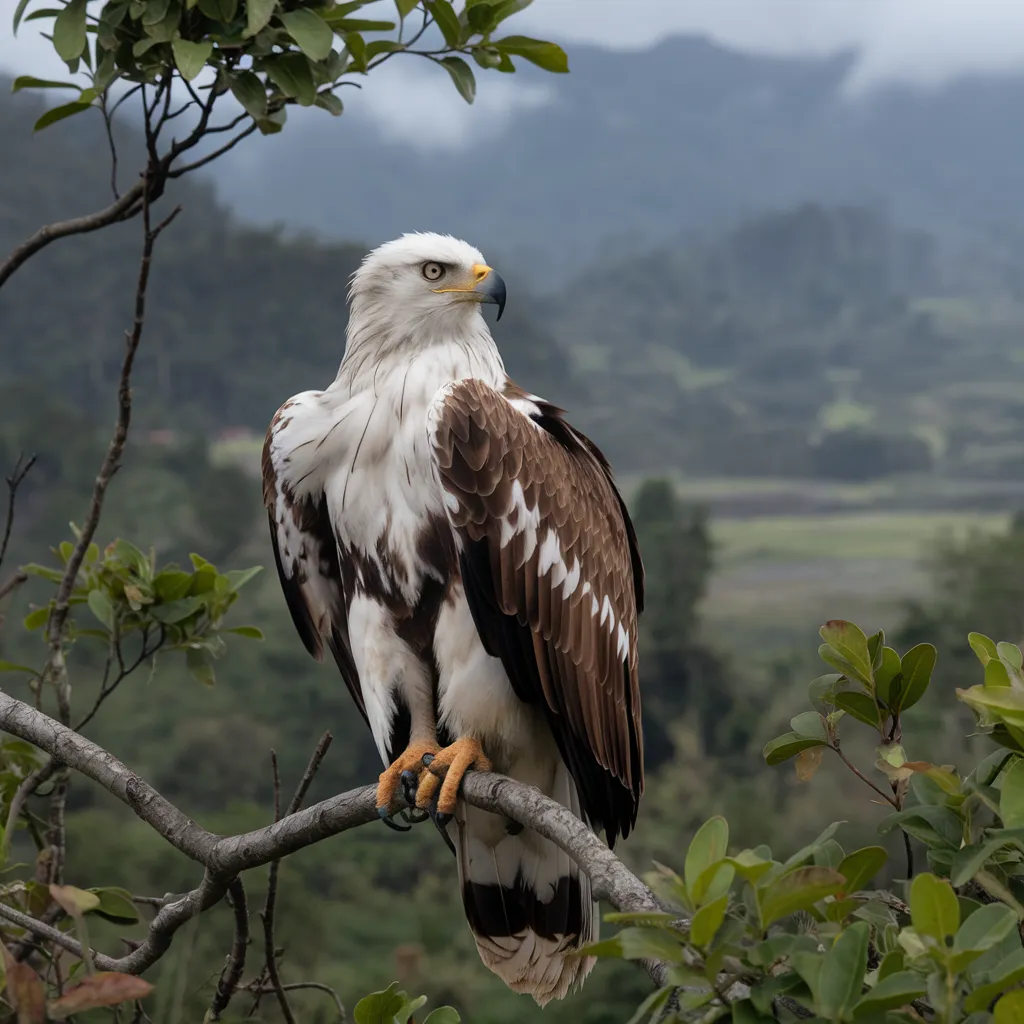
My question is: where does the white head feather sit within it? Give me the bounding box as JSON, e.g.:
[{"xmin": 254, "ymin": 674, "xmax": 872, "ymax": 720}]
[{"xmin": 342, "ymin": 232, "xmax": 498, "ymax": 358}]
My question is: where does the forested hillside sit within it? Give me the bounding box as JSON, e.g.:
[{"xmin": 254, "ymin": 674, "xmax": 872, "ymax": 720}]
[
  {"xmin": 10, "ymin": 76, "xmax": 1024, "ymax": 486},
  {"xmin": 210, "ymin": 35, "xmax": 1024, "ymax": 277}
]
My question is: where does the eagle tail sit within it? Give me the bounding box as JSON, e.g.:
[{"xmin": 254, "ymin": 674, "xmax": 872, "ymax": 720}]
[{"xmin": 453, "ymin": 759, "xmax": 597, "ymax": 1006}]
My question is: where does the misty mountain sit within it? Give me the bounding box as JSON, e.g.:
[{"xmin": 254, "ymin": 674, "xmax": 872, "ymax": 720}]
[{"xmin": 207, "ymin": 34, "xmax": 1024, "ymax": 281}]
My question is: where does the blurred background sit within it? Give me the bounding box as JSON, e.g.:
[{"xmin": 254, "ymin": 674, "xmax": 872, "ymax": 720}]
[{"xmin": 3, "ymin": 1, "xmax": 1024, "ymax": 1020}]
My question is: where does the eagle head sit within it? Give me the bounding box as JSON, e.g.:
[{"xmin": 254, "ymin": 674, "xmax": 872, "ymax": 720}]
[{"xmin": 348, "ymin": 233, "xmax": 507, "ymax": 332}]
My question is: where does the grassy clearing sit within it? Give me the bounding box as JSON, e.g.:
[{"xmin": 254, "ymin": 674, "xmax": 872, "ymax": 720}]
[{"xmin": 703, "ymin": 510, "xmax": 1008, "ymax": 650}]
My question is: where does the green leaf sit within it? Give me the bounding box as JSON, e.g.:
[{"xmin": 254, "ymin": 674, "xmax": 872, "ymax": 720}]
[
  {"xmin": 422, "ymin": 1010, "xmax": 460, "ymax": 1024},
  {"xmin": 394, "ymin": 0, "xmax": 418, "ymax": 17},
  {"xmin": 13, "ymin": 0, "xmax": 34, "ymax": 33},
  {"xmin": 809, "ymin": 672, "xmax": 843, "ymax": 705},
  {"xmin": 354, "ymin": 984, "xmax": 408, "ymax": 1024},
  {"xmin": 684, "ymin": 816, "xmax": 729, "ymax": 900},
  {"xmin": 224, "ymin": 625, "xmax": 264, "ymax": 640},
  {"xmin": 782, "ymin": 821, "xmax": 844, "ymax": 869},
  {"xmin": 265, "ymin": 53, "xmax": 317, "ymax": 105},
  {"xmin": 580, "ymin": 927, "xmax": 682, "ymax": 963},
  {"xmin": 245, "ymin": 0, "xmax": 275, "ymax": 36},
  {"xmin": 315, "ymin": 90, "xmax": 343, "ymax": 115},
  {"xmin": 279, "ymin": 9, "xmax": 334, "ymax": 61},
  {"xmin": 53, "ymin": 0, "xmax": 87, "ymax": 60},
  {"xmin": 763, "ymin": 732, "xmax": 826, "ymax": 766},
  {"xmin": 878, "ymin": 805, "xmax": 963, "ymax": 849},
  {"xmin": 229, "ymin": 70, "xmax": 267, "ymax": 117},
  {"xmin": 438, "ymin": 56, "xmax": 475, "ymax": 103},
  {"xmin": 996, "ymin": 990, "xmax": 1024, "ymax": 1023},
  {"xmin": 965, "ymin": 948, "xmax": 1024, "ymax": 1012},
  {"xmin": 999, "ymin": 642, "xmax": 1024, "ymax": 669},
  {"xmin": 150, "ymin": 596, "xmax": 205, "ymax": 624},
  {"xmin": 492, "ymin": 33, "xmax": 567, "ymax": 72},
  {"xmin": 895, "ymin": 643, "xmax": 936, "ymax": 712},
  {"xmin": 88, "ymin": 886, "xmax": 139, "ymax": 925},
  {"xmin": 425, "ymin": 0, "xmax": 460, "ymax": 46},
  {"xmin": 834, "ymin": 691, "xmax": 881, "ymax": 727},
  {"xmin": 224, "ymin": 566, "xmax": 262, "ymax": 590},
  {"xmin": 759, "ymin": 866, "xmax": 845, "ymax": 928},
  {"xmin": 875, "ymin": 647, "xmax": 902, "ymax": 707},
  {"xmin": 838, "ymin": 846, "xmax": 887, "ymax": 894},
  {"xmin": 24, "ymin": 607, "xmax": 50, "ymax": 630},
  {"xmin": 819, "ymin": 920, "xmax": 869, "ymax": 1022},
  {"xmin": 955, "ymin": 903, "xmax": 1018, "ymax": 953},
  {"xmin": 1001, "ymin": 757, "xmax": 1024, "ymax": 828},
  {"xmin": 726, "ymin": 850, "xmax": 774, "ymax": 883},
  {"xmin": 394, "ymin": 995, "xmax": 427, "ymax": 1024},
  {"xmin": 970, "ymin": 632, "xmax": 1000, "ymax": 665},
  {"xmin": 34, "ymin": 98, "xmax": 92, "ymax": 131},
  {"xmin": 0, "ymin": 661, "xmax": 38, "ymax": 675},
  {"xmin": 186, "ymin": 646, "xmax": 215, "ymax": 687},
  {"xmin": 12, "ymin": 75, "xmax": 79, "ymax": 91},
  {"xmin": 326, "ymin": 16, "xmax": 396, "ymax": 31},
  {"xmin": 623, "ymin": 987, "xmax": 673, "ymax": 1024},
  {"xmin": 854, "ymin": 970, "xmax": 927, "ymax": 1017},
  {"xmin": 87, "ymin": 589, "xmax": 115, "ymax": 630},
  {"xmin": 256, "ymin": 106, "xmax": 287, "ymax": 134},
  {"xmin": 910, "ymin": 873, "xmax": 960, "ymax": 943},
  {"xmin": 950, "ymin": 838, "xmax": 1014, "ymax": 887},
  {"xmin": 690, "ymin": 893, "xmax": 728, "ymax": 948},
  {"xmin": 171, "ymin": 38, "xmax": 212, "ymax": 80},
  {"xmin": 197, "ymin": 0, "xmax": 236, "ymax": 19},
  {"xmin": 790, "ymin": 710, "xmax": 827, "ymax": 740},
  {"xmin": 819, "ymin": 619, "xmax": 874, "ymax": 685}
]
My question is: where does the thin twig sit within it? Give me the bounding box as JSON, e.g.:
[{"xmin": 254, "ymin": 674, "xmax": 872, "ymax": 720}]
[
  {"xmin": 208, "ymin": 878, "xmax": 249, "ymax": 1020},
  {"xmin": 246, "ymin": 982, "xmax": 346, "ymax": 1021},
  {"xmin": 168, "ymin": 123, "xmax": 259, "ymax": 179},
  {"xmin": 258, "ymin": 733, "xmax": 332, "ymax": 1020},
  {"xmin": 0, "ymin": 454, "xmax": 36, "ymax": 573},
  {"xmin": 99, "ymin": 91, "xmax": 121, "ymax": 200},
  {"xmin": 260, "ymin": 752, "xmax": 290, "ymax": 1023},
  {"xmin": 830, "ymin": 744, "xmax": 899, "ymax": 808}
]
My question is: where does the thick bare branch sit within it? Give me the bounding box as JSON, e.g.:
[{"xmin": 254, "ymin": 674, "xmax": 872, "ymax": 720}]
[{"xmin": 0, "ymin": 692, "xmax": 662, "ymax": 980}]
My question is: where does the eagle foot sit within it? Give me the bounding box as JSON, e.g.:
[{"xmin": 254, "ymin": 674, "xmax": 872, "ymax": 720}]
[
  {"xmin": 415, "ymin": 736, "xmax": 492, "ymax": 818},
  {"xmin": 376, "ymin": 741, "xmax": 439, "ymax": 828}
]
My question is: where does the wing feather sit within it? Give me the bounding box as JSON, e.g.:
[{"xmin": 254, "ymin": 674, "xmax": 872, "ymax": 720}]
[
  {"xmin": 430, "ymin": 379, "xmax": 644, "ymax": 842},
  {"xmin": 262, "ymin": 412, "xmax": 367, "ymax": 726}
]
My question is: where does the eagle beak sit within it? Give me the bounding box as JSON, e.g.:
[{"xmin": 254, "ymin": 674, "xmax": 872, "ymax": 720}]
[
  {"xmin": 473, "ymin": 265, "xmax": 506, "ymax": 321},
  {"xmin": 433, "ymin": 263, "xmax": 507, "ymax": 320}
]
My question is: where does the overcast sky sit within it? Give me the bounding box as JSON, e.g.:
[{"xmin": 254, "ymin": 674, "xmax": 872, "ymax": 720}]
[{"xmin": 5, "ymin": 0, "xmax": 1024, "ymax": 146}]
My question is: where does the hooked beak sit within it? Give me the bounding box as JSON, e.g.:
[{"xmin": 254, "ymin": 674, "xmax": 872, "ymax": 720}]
[
  {"xmin": 473, "ymin": 265, "xmax": 506, "ymax": 321},
  {"xmin": 433, "ymin": 263, "xmax": 507, "ymax": 321}
]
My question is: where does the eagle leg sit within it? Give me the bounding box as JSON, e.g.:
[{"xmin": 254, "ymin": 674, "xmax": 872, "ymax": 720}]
[
  {"xmin": 376, "ymin": 741, "xmax": 439, "ymax": 828},
  {"xmin": 415, "ymin": 737, "xmax": 492, "ymax": 823}
]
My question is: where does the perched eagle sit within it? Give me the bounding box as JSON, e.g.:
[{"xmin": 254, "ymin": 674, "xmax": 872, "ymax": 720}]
[{"xmin": 262, "ymin": 233, "xmax": 644, "ymax": 1004}]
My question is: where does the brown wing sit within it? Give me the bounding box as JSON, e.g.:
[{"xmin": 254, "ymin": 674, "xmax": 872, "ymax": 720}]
[
  {"xmin": 261, "ymin": 415, "xmax": 366, "ymax": 726},
  {"xmin": 430, "ymin": 378, "xmax": 644, "ymax": 844}
]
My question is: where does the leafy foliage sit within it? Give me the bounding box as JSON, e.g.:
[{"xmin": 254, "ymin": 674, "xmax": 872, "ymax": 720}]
[
  {"xmin": 12, "ymin": 0, "xmax": 567, "ymax": 137},
  {"xmin": 602, "ymin": 620, "xmax": 1024, "ymax": 1022}
]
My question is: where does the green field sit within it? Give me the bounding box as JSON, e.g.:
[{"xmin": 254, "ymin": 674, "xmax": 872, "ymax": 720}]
[{"xmin": 703, "ymin": 510, "xmax": 1008, "ymax": 648}]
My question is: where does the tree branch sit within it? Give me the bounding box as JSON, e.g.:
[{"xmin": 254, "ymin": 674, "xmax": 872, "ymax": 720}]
[
  {"xmin": 0, "ymin": 692, "xmax": 663, "ymax": 980},
  {"xmin": 0, "ymin": 185, "xmax": 144, "ymax": 291},
  {"xmin": 0, "ymin": 454, "xmax": 36, "ymax": 575},
  {"xmin": 209, "ymin": 878, "xmax": 249, "ymax": 1020}
]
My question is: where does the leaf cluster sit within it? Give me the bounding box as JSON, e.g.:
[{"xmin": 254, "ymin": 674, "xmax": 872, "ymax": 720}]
[{"xmin": 12, "ymin": 0, "xmax": 567, "ymax": 134}]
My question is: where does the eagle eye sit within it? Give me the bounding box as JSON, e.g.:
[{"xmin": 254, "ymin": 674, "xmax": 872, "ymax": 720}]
[{"xmin": 422, "ymin": 261, "xmax": 445, "ymax": 282}]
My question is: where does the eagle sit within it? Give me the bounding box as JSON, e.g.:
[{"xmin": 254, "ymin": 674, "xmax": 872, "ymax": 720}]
[{"xmin": 262, "ymin": 233, "xmax": 644, "ymax": 1005}]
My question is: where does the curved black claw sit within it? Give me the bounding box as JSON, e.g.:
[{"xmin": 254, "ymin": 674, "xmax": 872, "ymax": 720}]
[
  {"xmin": 378, "ymin": 806, "xmax": 411, "ymax": 832},
  {"xmin": 432, "ymin": 809, "xmax": 456, "ymax": 855},
  {"xmin": 400, "ymin": 769, "xmax": 420, "ymax": 808},
  {"xmin": 400, "ymin": 807, "xmax": 430, "ymax": 825}
]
